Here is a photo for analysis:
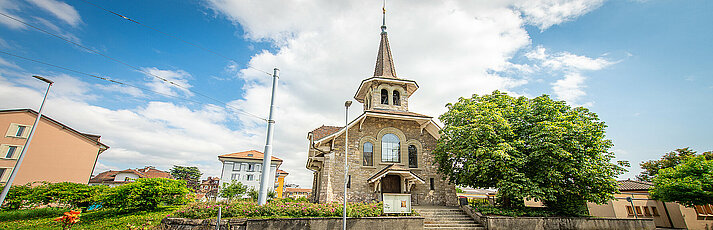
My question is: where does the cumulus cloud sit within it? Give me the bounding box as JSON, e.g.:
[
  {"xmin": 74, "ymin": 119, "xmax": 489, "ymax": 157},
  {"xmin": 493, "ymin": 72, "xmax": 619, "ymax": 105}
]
[
  {"xmin": 0, "ymin": 0, "xmax": 26, "ymax": 29},
  {"xmin": 525, "ymin": 45, "xmax": 613, "ymax": 105},
  {"xmin": 513, "ymin": 0, "xmax": 605, "ymax": 30},
  {"xmin": 142, "ymin": 67, "xmax": 194, "ymax": 97},
  {"xmin": 27, "ymin": 0, "xmax": 82, "ymax": 27}
]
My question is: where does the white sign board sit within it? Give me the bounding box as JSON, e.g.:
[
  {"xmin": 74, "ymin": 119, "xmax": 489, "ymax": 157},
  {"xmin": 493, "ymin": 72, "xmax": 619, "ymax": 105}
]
[{"xmin": 383, "ymin": 193, "xmax": 411, "ymax": 213}]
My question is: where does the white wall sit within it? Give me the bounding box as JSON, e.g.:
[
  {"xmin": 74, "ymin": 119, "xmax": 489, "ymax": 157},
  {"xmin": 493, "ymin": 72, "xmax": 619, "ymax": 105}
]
[
  {"xmin": 114, "ymin": 172, "xmax": 139, "ymax": 182},
  {"xmin": 219, "ymin": 160, "xmax": 280, "ymax": 198}
]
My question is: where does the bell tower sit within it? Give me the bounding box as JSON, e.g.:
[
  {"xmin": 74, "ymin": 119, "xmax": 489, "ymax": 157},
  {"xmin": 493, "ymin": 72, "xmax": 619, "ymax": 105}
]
[{"xmin": 354, "ymin": 5, "xmax": 418, "ymax": 112}]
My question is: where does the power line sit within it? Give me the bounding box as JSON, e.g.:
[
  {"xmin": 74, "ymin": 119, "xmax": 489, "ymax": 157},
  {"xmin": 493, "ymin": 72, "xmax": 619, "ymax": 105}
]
[
  {"xmin": 76, "ymin": 0, "xmax": 274, "ymax": 77},
  {"xmin": 0, "ymin": 12, "xmax": 267, "ymax": 121},
  {"xmin": 0, "ymin": 50, "xmax": 268, "ymax": 122}
]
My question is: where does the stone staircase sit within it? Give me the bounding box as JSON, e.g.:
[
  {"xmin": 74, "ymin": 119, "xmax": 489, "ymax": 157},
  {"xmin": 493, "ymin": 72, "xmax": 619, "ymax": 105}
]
[{"xmin": 414, "ymin": 206, "xmax": 486, "ymax": 230}]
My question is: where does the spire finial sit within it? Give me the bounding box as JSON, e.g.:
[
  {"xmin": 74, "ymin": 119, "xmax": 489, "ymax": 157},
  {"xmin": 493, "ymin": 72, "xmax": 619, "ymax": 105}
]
[{"xmin": 381, "ymin": 0, "xmax": 387, "ymax": 34}]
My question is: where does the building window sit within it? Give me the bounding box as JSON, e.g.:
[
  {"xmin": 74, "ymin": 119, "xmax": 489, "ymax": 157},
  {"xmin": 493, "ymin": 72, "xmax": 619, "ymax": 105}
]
[
  {"xmin": 15, "ymin": 125, "xmax": 26, "ymax": 137},
  {"xmin": 231, "ymin": 173, "xmax": 239, "ymax": 181},
  {"xmin": 695, "ymin": 204, "xmax": 713, "ymax": 216},
  {"xmin": 246, "ymin": 174, "xmax": 254, "ymax": 181},
  {"xmin": 635, "ymin": 206, "xmax": 643, "ymax": 216},
  {"xmin": 381, "ymin": 89, "xmax": 389, "ymax": 104},
  {"xmin": 429, "ymin": 178, "xmax": 435, "ymax": 190},
  {"xmin": 381, "ymin": 134, "xmax": 400, "ymax": 163},
  {"xmin": 256, "ymin": 174, "xmax": 261, "ymax": 181},
  {"xmin": 363, "ymin": 142, "xmax": 373, "ymax": 166},
  {"xmin": 626, "ymin": 206, "xmax": 634, "ymax": 216},
  {"xmin": 232, "ymin": 163, "xmax": 241, "ymax": 171},
  {"xmin": 5, "ymin": 146, "xmax": 17, "ymax": 159},
  {"xmin": 408, "ymin": 145, "xmax": 417, "ymax": 168},
  {"xmin": 393, "ymin": 90, "xmax": 400, "ymax": 106},
  {"xmin": 347, "ymin": 175, "xmax": 351, "ymax": 188},
  {"xmin": 643, "ymin": 206, "xmax": 652, "ymax": 216},
  {"xmin": 0, "ymin": 168, "xmax": 7, "ymax": 182},
  {"xmin": 651, "ymin": 206, "xmax": 659, "ymax": 216},
  {"xmin": 247, "ymin": 164, "xmax": 255, "ymax": 172},
  {"xmin": 256, "ymin": 164, "xmax": 262, "ymax": 172}
]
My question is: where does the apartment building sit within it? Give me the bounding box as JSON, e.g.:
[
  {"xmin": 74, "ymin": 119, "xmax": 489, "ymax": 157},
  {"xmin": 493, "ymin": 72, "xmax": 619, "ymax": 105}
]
[{"xmin": 218, "ymin": 150, "xmax": 283, "ymax": 197}]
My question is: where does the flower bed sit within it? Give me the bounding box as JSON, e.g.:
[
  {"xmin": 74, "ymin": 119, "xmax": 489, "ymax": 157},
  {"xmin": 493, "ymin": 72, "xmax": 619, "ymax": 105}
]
[{"xmin": 173, "ymin": 200, "xmax": 388, "ymax": 219}]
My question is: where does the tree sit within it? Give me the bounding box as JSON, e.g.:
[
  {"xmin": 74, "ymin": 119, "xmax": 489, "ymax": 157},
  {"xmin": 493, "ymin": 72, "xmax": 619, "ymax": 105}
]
[
  {"xmin": 219, "ymin": 180, "xmax": 248, "ymax": 201},
  {"xmin": 170, "ymin": 165, "xmax": 202, "ymax": 189},
  {"xmin": 433, "ymin": 91, "xmax": 625, "ymax": 215},
  {"xmin": 650, "ymin": 156, "xmax": 713, "ymax": 207},
  {"xmin": 637, "ymin": 148, "xmax": 713, "ymax": 182},
  {"xmin": 102, "ymin": 178, "xmax": 190, "ymax": 212}
]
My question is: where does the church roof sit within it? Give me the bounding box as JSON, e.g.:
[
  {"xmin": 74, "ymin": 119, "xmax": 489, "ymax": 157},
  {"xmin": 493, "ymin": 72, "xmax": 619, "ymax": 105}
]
[
  {"xmin": 366, "ymin": 109, "xmax": 432, "ymax": 118},
  {"xmin": 373, "ymin": 31, "xmax": 397, "ymax": 78},
  {"xmin": 310, "ymin": 125, "xmax": 343, "ymax": 140}
]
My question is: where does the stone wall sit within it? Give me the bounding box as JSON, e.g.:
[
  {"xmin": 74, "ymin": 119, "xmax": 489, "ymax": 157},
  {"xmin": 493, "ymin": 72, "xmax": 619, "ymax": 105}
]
[
  {"xmin": 161, "ymin": 217, "xmax": 423, "ymax": 230},
  {"xmin": 460, "ymin": 205, "xmax": 655, "ymax": 230},
  {"xmin": 315, "ymin": 116, "xmax": 457, "ymax": 206}
]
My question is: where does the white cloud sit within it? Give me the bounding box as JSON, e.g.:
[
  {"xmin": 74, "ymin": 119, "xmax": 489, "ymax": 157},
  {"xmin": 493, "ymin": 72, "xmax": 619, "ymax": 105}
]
[
  {"xmin": 142, "ymin": 67, "xmax": 194, "ymax": 97},
  {"xmin": 513, "ymin": 0, "xmax": 605, "ymax": 30},
  {"xmin": 0, "ymin": 57, "xmax": 20, "ymax": 69},
  {"xmin": 27, "ymin": 0, "xmax": 81, "ymax": 27},
  {"xmin": 0, "ymin": 0, "xmax": 26, "ymax": 29},
  {"xmin": 525, "ymin": 45, "xmax": 614, "ymax": 105}
]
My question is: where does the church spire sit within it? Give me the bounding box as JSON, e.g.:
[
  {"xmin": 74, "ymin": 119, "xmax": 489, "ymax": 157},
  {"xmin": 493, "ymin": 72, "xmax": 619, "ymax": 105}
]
[{"xmin": 373, "ymin": 1, "xmax": 397, "ymax": 78}]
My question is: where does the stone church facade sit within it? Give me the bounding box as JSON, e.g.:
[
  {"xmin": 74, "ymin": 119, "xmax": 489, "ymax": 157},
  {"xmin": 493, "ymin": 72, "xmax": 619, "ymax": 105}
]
[{"xmin": 305, "ymin": 15, "xmax": 458, "ymax": 206}]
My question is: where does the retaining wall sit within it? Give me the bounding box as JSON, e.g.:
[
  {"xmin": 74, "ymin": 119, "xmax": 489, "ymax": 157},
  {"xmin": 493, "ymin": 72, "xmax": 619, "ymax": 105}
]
[{"xmin": 161, "ymin": 216, "xmax": 423, "ymax": 230}]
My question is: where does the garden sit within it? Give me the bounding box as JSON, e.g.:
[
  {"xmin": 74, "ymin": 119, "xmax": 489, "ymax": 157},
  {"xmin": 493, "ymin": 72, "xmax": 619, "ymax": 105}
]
[{"xmin": 0, "ymin": 178, "xmax": 395, "ymax": 229}]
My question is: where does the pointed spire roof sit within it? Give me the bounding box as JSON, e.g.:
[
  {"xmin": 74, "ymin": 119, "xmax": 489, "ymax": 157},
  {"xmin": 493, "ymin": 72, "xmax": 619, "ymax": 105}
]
[{"xmin": 373, "ymin": 3, "xmax": 397, "ymax": 78}]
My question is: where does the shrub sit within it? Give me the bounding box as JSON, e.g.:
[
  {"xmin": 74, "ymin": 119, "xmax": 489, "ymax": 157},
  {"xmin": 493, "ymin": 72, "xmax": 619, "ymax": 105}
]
[
  {"xmin": 219, "ymin": 180, "xmax": 247, "ymax": 201},
  {"xmin": 173, "ymin": 200, "xmax": 386, "ymax": 219},
  {"xmin": 102, "ymin": 178, "xmax": 190, "ymax": 212},
  {"xmin": 1, "ymin": 182, "xmax": 106, "ymax": 210}
]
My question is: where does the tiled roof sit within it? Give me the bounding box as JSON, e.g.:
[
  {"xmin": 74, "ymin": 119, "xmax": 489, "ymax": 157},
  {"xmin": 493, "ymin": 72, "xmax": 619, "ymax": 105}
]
[
  {"xmin": 310, "ymin": 125, "xmax": 343, "ymax": 140},
  {"xmin": 618, "ymin": 179, "xmax": 653, "ymax": 191},
  {"xmin": 89, "ymin": 166, "xmax": 172, "ymax": 183},
  {"xmin": 219, "ymin": 150, "xmax": 283, "ymax": 162},
  {"xmin": 366, "ymin": 109, "xmax": 432, "ymax": 118},
  {"xmin": 276, "ymin": 169, "xmax": 289, "ymax": 175}
]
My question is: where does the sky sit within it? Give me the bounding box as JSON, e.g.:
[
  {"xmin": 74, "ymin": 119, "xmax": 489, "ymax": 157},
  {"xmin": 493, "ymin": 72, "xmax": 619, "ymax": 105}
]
[{"xmin": 0, "ymin": 0, "xmax": 711, "ymax": 188}]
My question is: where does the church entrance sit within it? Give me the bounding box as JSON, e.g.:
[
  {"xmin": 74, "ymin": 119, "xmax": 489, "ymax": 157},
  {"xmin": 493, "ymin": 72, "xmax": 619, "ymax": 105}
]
[{"xmin": 382, "ymin": 175, "xmax": 401, "ymax": 193}]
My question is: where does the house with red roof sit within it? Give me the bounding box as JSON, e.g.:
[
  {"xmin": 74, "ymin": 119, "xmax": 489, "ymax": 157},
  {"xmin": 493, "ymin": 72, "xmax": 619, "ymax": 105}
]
[
  {"xmin": 218, "ymin": 150, "xmax": 284, "ymax": 198},
  {"xmin": 89, "ymin": 166, "xmax": 172, "ymax": 187}
]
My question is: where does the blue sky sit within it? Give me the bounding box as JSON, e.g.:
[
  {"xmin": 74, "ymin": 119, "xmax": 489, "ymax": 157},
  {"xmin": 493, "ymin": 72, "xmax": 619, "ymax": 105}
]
[{"xmin": 0, "ymin": 0, "xmax": 711, "ymax": 187}]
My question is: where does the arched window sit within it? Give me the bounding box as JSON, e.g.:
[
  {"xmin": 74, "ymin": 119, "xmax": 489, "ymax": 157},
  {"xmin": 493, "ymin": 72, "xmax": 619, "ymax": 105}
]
[
  {"xmin": 363, "ymin": 142, "xmax": 373, "ymax": 166},
  {"xmin": 393, "ymin": 90, "xmax": 400, "ymax": 106},
  {"xmin": 381, "ymin": 89, "xmax": 389, "ymax": 104},
  {"xmin": 408, "ymin": 145, "xmax": 417, "ymax": 168},
  {"xmin": 381, "ymin": 134, "xmax": 400, "ymax": 162}
]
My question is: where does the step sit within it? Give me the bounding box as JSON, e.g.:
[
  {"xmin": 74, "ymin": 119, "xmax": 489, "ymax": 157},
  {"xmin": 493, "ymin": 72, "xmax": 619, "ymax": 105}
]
[
  {"xmin": 426, "ymin": 223, "xmax": 482, "ymax": 227},
  {"xmin": 424, "ymin": 220, "xmax": 477, "ymax": 224},
  {"xmin": 424, "ymin": 227, "xmax": 486, "ymax": 230}
]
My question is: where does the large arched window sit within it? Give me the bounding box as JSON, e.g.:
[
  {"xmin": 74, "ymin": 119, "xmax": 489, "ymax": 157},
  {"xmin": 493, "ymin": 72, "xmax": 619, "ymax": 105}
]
[
  {"xmin": 393, "ymin": 91, "xmax": 400, "ymax": 106},
  {"xmin": 408, "ymin": 145, "xmax": 417, "ymax": 168},
  {"xmin": 363, "ymin": 142, "xmax": 373, "ymax": 166},
  {"xmin": 381, "ymin": 89, "xmax": 389, "ymax": 104},
  {"xmin": 381, "ymin": 134, "xmax": 400, "ymax": 162}
]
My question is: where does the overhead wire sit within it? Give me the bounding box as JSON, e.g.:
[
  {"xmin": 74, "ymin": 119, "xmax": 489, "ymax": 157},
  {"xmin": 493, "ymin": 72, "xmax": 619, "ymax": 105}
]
[
  {"xmin": 0, "ymin": 50, "xmax": 268, "ymax": 122},
  {"xmin": 76, "ymin": 0, "xmax": 274, "ymax": 77},
  {"xmin": 0, "ymin": 12, "xmax": 267, "ymax": 122}
]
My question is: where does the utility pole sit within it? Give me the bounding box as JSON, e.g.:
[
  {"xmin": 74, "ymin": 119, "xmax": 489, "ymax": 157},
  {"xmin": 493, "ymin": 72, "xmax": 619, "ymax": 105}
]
[
  {"xmin": 343, "ymin": 100, "xmax": 352, "ymax": 230},
  {"xmin": 258, "ymin": 68, "xmax": 279, "ymax": 206},
  {"xmin": 0, "ymin": 76, "xmax": 53, "ymax": 206}
]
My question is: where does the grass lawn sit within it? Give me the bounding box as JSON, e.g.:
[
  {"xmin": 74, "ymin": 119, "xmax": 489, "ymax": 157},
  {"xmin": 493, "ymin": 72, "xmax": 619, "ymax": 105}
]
[{"xmin": 0, "ymin": 206, "xmax": 179, "ymax": 229}]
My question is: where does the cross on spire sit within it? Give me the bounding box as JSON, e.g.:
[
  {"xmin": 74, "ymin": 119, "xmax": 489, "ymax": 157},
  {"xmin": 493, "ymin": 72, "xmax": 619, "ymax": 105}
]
[{"xmin": 374, "ymin": 0, "xmax": 397, "ymax": 78}]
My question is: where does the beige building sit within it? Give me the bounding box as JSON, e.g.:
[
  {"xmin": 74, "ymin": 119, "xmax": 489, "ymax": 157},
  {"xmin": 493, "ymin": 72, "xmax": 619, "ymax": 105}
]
[
  {"xmin": 588, "ymin": 179, "xmax": 713, "ymax": 230},
  {"xmin": 0, "ymin": 109, "xmax": 108, "ymax": 186},
  {"xmin": 285, "ymin": 187, "xmax": 312, "ymax": 199},
  {"xmin": 306, "ymin": 17, "xmax": 457, "ymax": 206}
]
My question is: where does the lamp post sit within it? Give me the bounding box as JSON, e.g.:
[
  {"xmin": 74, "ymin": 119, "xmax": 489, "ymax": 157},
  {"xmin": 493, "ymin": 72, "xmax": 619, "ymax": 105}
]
[
  {"xmin": 0, "ymin": 75, "xmax": 53, "ymax": 206},
  {"xmin": 343, "ymin": 100, "xmax": 352, "ymax": 230}
]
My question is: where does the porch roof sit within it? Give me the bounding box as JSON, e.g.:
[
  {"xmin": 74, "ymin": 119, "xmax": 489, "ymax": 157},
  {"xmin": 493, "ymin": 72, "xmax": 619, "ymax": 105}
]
[{"xmin": 367, "ymin": 164, "xmax": 425, "ymax": 184}]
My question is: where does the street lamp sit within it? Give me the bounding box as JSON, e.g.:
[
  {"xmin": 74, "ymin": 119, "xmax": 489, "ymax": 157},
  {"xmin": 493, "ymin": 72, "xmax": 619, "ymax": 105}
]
[
  {"xmin": 0, "ymin": 75, "xmax": 53, "ymax": 206},
  {"xmin": 343, "ymin": 100, "xmax": 352, "ymax": 230}
]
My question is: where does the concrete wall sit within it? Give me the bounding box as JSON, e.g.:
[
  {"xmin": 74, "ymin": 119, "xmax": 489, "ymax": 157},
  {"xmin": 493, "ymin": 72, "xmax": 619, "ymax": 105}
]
[
  {"xmin": 0, "ymin": 111, "xmax": 103, "ymax": 185},
  {"xmin": 481, "ymin": 216, "xmax": 655, "ymax": 230},
  {"xmin": 161, "ymin": 216, "xmax": 423, "ymax": 230}
]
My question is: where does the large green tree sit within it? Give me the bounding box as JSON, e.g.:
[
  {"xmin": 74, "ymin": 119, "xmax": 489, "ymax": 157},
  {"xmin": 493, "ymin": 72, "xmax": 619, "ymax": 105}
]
[
  {"xmin": 434, "ymin": 91, "xmax": 625, "ymax": 215},
  {"xmin": 170, "ymin": 165, "xmax": 202, "ymax": 189},
  {"xmin": 650, "ymin": 156, "xmax": 713, "ymax": 207},
  {"xmin": 219, "ymin": 180, "xmax": 248, "ymax": 201},
  {"xmin": 637, "ymin": 147, "xmax": 713, "ymax": 182}
]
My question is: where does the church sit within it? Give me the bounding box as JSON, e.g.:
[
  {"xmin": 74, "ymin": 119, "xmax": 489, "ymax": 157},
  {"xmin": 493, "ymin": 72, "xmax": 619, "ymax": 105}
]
[{"xmin": 305, "ymin": 9, "xmax": 458, "ymax": 206}]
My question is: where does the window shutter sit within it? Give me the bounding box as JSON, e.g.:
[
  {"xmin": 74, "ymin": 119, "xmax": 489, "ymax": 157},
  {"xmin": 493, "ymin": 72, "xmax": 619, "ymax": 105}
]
[
  {"xmin": 21, "ymin": 125, "xmax": 32, "ymax": 138},
  {"xmin": 5, "ymin": 123, "xmax": 18, "ymax": 137},
  {"xmin": 0, "ymin": 145, "xmax": 7, "ymax": 158},
  {"xmin": 0, "ymin": 168, "xmax": 11, "ymax": 182},
  {"xmin": 13, "ymin": 146, "xmax": 22, "ymax": 159}
]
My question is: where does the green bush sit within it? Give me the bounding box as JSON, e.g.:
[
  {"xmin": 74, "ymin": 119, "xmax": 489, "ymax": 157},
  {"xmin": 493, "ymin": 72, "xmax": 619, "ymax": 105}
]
[
  {"xmin": 173, "ymin": 200, "xmax": 387, "ymax": 219},
  {"xmin": 468, "ymin": 200, "xmax": 558, "ymax": 217},
  {"xmin": 219, "ymin": 180, "xmax": 247, "ymax": 201},
  {"xmin": 1, "ymin": 182, "xmax": 106, "ymax": 210},
  {"xmin": 102, "ymin": 178, "xmax": 190, "ymax": 212}
]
